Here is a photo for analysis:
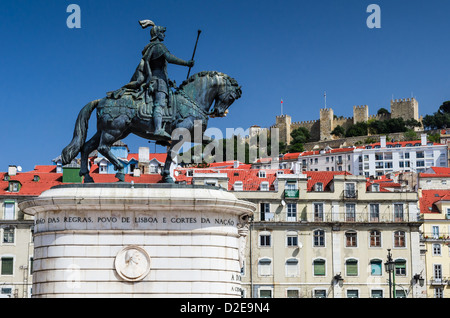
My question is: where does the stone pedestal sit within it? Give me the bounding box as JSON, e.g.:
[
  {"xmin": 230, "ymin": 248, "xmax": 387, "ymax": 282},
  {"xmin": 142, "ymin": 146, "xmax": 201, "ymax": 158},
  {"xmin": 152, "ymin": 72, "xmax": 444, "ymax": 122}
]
[{"xmin": 19, "ymin": 184, "xmax": 255, "ymax": 298}]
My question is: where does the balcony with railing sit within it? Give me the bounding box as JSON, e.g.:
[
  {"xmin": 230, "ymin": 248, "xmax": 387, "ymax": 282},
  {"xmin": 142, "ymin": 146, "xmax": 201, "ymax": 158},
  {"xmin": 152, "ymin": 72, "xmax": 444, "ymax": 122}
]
[{"xmin": 255, "ymin": 210, "xmax": 416, "ymax": 223}]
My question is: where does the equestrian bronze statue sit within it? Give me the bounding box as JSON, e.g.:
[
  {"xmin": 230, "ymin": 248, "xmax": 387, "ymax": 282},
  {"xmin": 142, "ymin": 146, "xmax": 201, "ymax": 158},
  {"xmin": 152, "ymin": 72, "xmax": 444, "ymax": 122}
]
[{"xmin": 61, "ymin": 20, "xmax": 242, "ymax": 183}]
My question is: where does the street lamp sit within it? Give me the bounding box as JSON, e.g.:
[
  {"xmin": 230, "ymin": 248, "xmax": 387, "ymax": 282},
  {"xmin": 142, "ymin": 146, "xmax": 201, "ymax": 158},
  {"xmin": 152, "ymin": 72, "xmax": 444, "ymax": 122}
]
[
  {"xmin": 413, "ymin": 273, "xmax": 425, "ymax": 287},
  {"xmin": 384, "ymin": 249, "xmax": 395, "ymax": 298}
]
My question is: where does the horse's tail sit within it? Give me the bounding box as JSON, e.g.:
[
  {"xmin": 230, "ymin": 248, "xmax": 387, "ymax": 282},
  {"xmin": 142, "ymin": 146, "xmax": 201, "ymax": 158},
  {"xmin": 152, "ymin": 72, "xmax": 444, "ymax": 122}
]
[{"xmin": 61, "ymin": 99, "xmax": 100, "ymax": 165}]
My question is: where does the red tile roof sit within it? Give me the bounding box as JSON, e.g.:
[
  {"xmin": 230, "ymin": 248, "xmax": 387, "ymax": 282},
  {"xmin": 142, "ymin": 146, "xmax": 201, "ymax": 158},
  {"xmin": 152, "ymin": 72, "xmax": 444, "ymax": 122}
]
[
  {"xmin": 0, "ymin": 169, "xmax": 63, "ymax": 196},
  {"xmin": 420, "ymin": 190, "xmax": 450, "ymax": 213},
  {"xmin": 420, "ymin": 167, "xmax": 450, "ymax": 178},
  {"xmin": 304, "ymin": 171, "xmax": 350, "ymax": 191}
]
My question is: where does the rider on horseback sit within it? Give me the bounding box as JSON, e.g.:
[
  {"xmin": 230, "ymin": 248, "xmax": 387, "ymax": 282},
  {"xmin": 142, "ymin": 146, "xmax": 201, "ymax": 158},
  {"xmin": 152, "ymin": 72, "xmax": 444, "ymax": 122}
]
[{"xmin": 124, "ymin": 20, "xmax": 194, "ymax": 140}]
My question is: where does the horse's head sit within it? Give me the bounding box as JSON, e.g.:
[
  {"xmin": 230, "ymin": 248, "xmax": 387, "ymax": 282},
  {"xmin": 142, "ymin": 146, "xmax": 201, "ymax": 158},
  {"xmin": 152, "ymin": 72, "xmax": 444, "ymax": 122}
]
[
  {"xmin": 177, "ymin": 71, "xmax": 242, "ymax": 119},
  {"xmin": 210, "ymin": 73, "xmax": 242, "ymax": 118}
]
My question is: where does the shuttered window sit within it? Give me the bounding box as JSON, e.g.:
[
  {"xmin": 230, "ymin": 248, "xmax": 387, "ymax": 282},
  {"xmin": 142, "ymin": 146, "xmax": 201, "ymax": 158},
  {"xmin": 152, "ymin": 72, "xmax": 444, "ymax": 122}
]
[
  {"xmin": 371, "ymin": 260, "xmax": 382, "ymax": 276},
  {"xmin": 313, "ymin": 259, "xmax": 326, "ymax": 276},
  {"xmin": 346, "ymin": 259, "xmax": 358, "ymax": 276},
  {"xmin": 1, "ymin": 257, "xmax": 13, "ymax": 275}
]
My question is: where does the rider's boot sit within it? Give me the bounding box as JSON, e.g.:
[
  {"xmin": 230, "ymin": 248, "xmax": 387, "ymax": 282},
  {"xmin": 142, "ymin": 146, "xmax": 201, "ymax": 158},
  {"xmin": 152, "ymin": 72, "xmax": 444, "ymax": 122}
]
[{"xmin": 153, "ymin": 104, "xmax": 171, "ymax": 139}]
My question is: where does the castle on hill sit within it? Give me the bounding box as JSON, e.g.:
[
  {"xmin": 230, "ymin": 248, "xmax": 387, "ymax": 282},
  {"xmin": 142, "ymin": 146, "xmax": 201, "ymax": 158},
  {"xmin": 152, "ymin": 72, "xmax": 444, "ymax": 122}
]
[{"xmin": 271, "ymin": 97, "xmax": 421, "ymax": 145}]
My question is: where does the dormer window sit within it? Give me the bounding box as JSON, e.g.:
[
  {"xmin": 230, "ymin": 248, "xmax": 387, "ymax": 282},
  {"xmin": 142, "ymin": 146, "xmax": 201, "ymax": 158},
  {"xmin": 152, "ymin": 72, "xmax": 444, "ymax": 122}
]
[
  {"xmin": 234, "ymin": 181, "xmax": 243, "ymax": 191},
  {"xmin": 8, "ymin": 181, "xmax": 21, "ymax": 193},
  {"xmin": 258, "ymin": 171, "xmax": 266, "ymax": 178},
  {"xmin": 260, "ymin": 181, "xmax": 269, "ymax": 191},
  {"xmin": 372, "ymin": 184, "xmax": 380, "ymax": 192},
  {"xmin": 3, "ymin": 175, "xmax": 10, "ymax": 181},
  {"xmin": 99, "ymin": 162, "xmax": 108, "ymax": 174},
  {"xmin": 314, "ymin": 182, "xmax": 324, "ymax": 192},
  {"xmin": 187, "ymin": 170, "xmax": 194, "ymax": 177},
  {"xmin": 33, "ymin": 175, "xmax": 40, "ymax": 182}
]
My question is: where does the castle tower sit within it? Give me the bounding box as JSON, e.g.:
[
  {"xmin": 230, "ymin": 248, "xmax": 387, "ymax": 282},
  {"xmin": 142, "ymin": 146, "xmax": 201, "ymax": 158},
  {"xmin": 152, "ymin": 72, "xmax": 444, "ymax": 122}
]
[
  {"xmin": 319, "ymin": 108, "xmax": 334, "ymax": 141},
  {"xmin": 390, "ymin": 98, "xmax": 419, "ymax": 121},
  {"xmin": 275, "ymin": 114, "xmax": 292, "ymax": 145},
  {"xmin": 353, "ymin": 105, "xmax": 369, "ymax": 124}
]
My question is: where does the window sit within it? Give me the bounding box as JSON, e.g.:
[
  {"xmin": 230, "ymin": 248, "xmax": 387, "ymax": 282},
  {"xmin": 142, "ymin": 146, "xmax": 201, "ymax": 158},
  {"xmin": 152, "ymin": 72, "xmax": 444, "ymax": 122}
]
[
  {"xmin": 416, "ymin": 151, "xmax": 424, "ymax": 158},
  {"xmin": 432, "ymin": 226, "xmax": 439, "ymax": 239},
  {"xmin": 370, "ymin": 260, "xmax": 382, "ymax": 276},
  {"xmin": 394, "ymin": 231, "xmax": 406, "ymax": 247},
  {"xmin": 345, "ymin": 204, "xmax": 356, "ymax": 222},
  {"xmin": 233, "ymin": 181, "xmax": 243, "ymax": 191},
  {"xmin": 372, "ymin": 184, "xmax": 380, "ymax": 192},
  {"xmin": 395, "ymin": 290, "xmax": 406, "ymax": 298},
  {"xmin": 99, "ymin": 163, "xmax": 107, "ymax": 174},
  {"xmin": 260, "ymin": 203, "xmax": 271, "ymax": 221},
  {"xmin": 260, "ymin": 182, "xmax": 269, "ymax": 191},
  {"xmin": 2, "ymin": 227, "xmax": 15, "ymax": 244},
  {"xmin": 285, "ymin": 259, "xmax": 299, "ymax": 277},
  {"xmin": 259, "ymin": 289, "xmax": 272, "ymax": 298},
  {"xmin": 434, "ymin": 264, "xmax": 443, "ymax": 281},
  {"xmin": 313, "ymin": 259, "xmax": 326, "ymax": 276},
  {"xmin": 259, "ymin": 232, "xmax": 271, "ymax": 247},
  {"xmin": 3, "ymin": 202, "xmax": 15, "ymax": 220},
  {"xmin": 286, "ymin": 289, "xmax": 299, "ymax": 298},
  {"xmin": 8, "ymin": 181, "xmax": 20, "ymax": 192},
  {"xmin": 258, "ymin": 258, "xmax": 272, "ymax": 277},
  {"xmin": 314, "ymin": 203, "xmax": 324, "ymax": 222},
  {"xmin": 370, "ymin": 204, "xmax": 379, "ymax": 222},
  {"xmin": 394, "ymin": 204, "xmax": 404, "ymax": 222},
  {"xmin": 287, "ymin": 203, "xmax": 297, "ymax": 222},
  {"xmin": 286, "ymin": 232, "xmax": 298, "ymax": 247},
  {"xmin": 1, "ymin": 257, "xmax": 13, "ymax": 275},
  {"xmin": 447, "ymin": 208, "xmax": 450, "ymax": 219},
  {"xmin": 314, "ymin": 290, "xmax": 327, "ymax": 298},
  {"xmin": 347, "ymin": 290, "xmax": 359, "ymax": 298},
  {"xmin": 345, "ymin": 231, "xmax": 357, "ymax": 247},
  {"xmin": 433, "ymin": 244, "xmax": 442, "ymax": 256},
  {"xmin": 258, "ymin": 170, "xmax": 266, "ymax": 178},
  {"xmin": 314, "ymin": 182, "xmax": 323, "ymax": 192},
  {"xmin": 344, "ymin": 183, "xmax": 356, "ymax": 198},
  {"xmin": 435, "ymin": 287, "xmax": 444, "ymax": 298},
  {"xmin": 346, "ymin": 259, "xmax": 358, "ymax": 276},
  {"xmin": 313, "ymin": 229, "xmax": 325, "ymax": 247},
  {"xmin": 369, "ymin": 230, "xmax": 381, "ymax": 247},
  {"xmin": 371, "ymin": 290, "xmax": 383, "ymax": 298},
  {"xmin": 395, "ymin": 260, "xmax": 406, "ymax": 276}
]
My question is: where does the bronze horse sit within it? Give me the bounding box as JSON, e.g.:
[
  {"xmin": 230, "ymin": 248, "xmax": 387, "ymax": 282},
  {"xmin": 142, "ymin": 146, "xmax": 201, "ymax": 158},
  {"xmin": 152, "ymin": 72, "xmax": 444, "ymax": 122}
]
[{"xmin": 61, "ymin": 71, "xmax": 242, "ymax": 183}]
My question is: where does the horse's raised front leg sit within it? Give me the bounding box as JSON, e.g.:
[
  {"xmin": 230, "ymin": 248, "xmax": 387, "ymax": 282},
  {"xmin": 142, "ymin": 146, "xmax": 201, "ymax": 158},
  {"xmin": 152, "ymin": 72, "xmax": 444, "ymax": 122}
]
[
  {"xmin": 79, "ymin": 131, "xmax": 101, "ymax": 183},
  {"xmin": 98, "ymin": 131, "xmax": 126, "ymax": 182}
]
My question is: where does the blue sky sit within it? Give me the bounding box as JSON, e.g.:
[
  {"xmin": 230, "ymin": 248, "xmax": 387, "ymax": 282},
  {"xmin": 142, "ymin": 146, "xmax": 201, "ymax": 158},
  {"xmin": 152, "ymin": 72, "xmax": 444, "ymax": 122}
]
[{"xmin": 1, "ymin": 0, "xmax": 449, "ymax": 172}]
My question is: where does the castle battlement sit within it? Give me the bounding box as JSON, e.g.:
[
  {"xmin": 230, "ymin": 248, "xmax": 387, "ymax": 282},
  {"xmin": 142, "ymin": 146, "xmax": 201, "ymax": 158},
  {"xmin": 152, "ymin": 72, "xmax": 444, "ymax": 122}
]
[
  {"xmin": 353, "ymin": 105, "xmax": 368, "ymax": 109},
  {"xmin": 391, "ymin": 98, "xmax": 416, "ymax": 103},
  {"xmin": 292, "ymin": 119, "xmax": 319, "ymax": 125}
]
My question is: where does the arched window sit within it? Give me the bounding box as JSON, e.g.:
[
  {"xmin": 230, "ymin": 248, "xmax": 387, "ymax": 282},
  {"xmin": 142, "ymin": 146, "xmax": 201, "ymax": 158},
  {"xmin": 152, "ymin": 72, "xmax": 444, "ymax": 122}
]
[
  {"xmin": 285, "ymin": 258, "xmax": 299, "ymax": 277},
  {"xmin": 345, "ymin": 230, "xmax": 357, "ymax": 247},
  {"xmin": 370, "ymin": 259, "xmax": 382, "ymax": 276},
  {"xmin": 313, "ymin": 259, "xmax": 326, "ymax": 276},
  {"xmin": 345, "ymin": 259, "xmax": 358, "ymax": 276},
  {"xmin": 258, "ymin": 258, "xmax": 272, "ymax": 277}
]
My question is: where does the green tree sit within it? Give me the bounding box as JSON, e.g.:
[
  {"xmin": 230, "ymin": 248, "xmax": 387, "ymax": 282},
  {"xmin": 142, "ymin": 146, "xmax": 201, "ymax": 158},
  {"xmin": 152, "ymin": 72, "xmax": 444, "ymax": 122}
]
[
  {"xmin": 289, "ymin": 127, "xmax": 310, "ymax": 152},
  {"xmin": 345, "ymin": 122, "xmax": 368, "ymax": 137},
  {"xmin": 331, "ymin": 125, "xmax": 345, "ymax": 138},
  {"xmin": 403, "ymin": 129, "xmax": 418, "ymax": 141},
  {"xmin": 423, "ymin": 101, "xmax": 450, "ymax": 129},
  {"xmin": 377, "ymin": 107, "xmax": 390, "ymax": 116}
]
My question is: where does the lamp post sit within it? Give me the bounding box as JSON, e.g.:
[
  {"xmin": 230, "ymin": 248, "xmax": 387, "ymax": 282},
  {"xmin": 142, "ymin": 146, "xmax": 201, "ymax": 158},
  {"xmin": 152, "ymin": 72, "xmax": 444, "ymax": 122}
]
[{"xmin": 384, "ymin": 249, "xmax": 395, "ymax": 298}]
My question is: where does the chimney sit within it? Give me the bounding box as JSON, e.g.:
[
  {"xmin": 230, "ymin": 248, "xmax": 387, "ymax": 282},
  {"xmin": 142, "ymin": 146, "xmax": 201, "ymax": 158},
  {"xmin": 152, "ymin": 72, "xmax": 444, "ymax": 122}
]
[
  {"xmin": 421, "ymin": 133, "xmax": 427, "ymax": 146},
  {"xmin": 8, "ymin": 165, "xmax": 17, "ymax": 176},
  {"xmin": 233, "ymin": 161, "xmax": 239, "ymax": 169},
  {"xmin": 138, "ymin": 147, "xmax": 150, "ymax": 163},
  {"xmin": 380, "ymin": 136, "xmax": 386, "ymax": 148},
  {"xmin": 133, "ymin": 168, "xmax": 141, "ymax": 177}
]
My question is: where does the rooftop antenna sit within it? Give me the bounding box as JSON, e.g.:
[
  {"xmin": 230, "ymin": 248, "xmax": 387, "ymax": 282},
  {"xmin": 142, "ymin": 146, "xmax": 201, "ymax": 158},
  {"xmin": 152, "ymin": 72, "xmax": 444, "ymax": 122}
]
[
  {"xmin": 324, "ymin": 91, "xmax": 327, "ymax": 108},
  {"xmin": 280, "ymin": 99, "xmax": 283, "ymax": 115}
]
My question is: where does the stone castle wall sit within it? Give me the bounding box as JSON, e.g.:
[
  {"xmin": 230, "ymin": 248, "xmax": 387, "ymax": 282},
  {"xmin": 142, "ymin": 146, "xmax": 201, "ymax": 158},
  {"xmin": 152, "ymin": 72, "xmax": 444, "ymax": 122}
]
[{"xmin": 271, "ymin": 98, "xmax": 420, "ymax": 144}]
